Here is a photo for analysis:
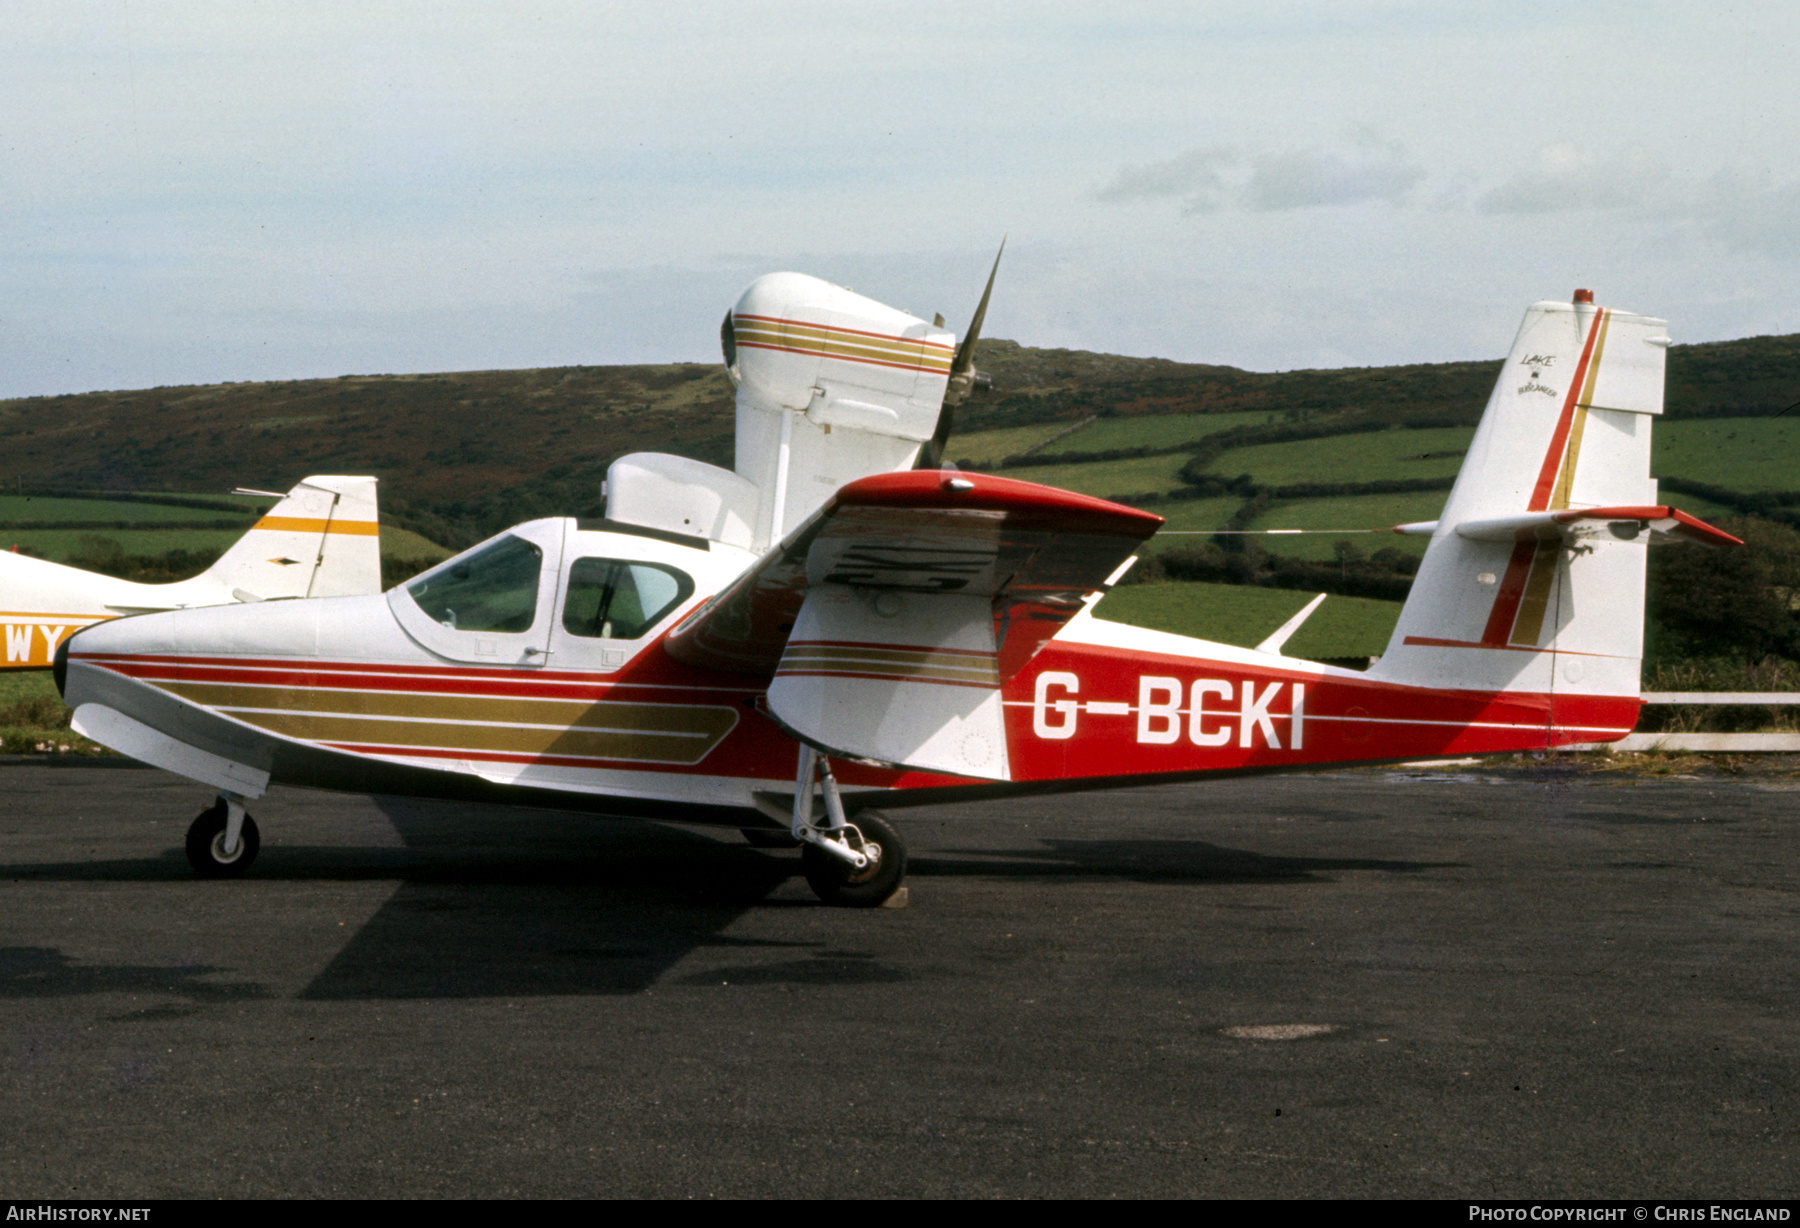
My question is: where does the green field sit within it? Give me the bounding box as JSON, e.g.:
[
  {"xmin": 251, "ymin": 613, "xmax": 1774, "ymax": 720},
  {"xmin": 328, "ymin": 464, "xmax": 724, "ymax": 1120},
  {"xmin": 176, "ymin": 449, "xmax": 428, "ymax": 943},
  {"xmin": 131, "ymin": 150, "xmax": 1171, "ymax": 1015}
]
[
  {"xmin": 1651, "ymin": 490, "xmax": 1741, "ymax": 521},
  {"xmin": 1135, "ymin": 497, "xmax": 1250, "ymax": 554},
  {"xmin": 0, "ymin": 493, "xmax": 262, "ymax": 522},
  {"xmin": 382, "ymin": 528, "xmax": 454, "ymax": 561},
  {"xmin": 0, "ymin": 669, "xmax": 93, "ymax": 753},
  {"xmin": 945, "ymin": 424, "xmax": 1074, "ymax": 465},
  {"xmin": 1, "ymin": 527, "xmax": 252, "ymax": 559},
  {"xmin": 1093, "ymin": 581, "xmax": 1402, "ymax": 660},
  {"xmin": 0, "ymin": 671, "xmax": 60, "ymax": 702},
  {"xmin": 1243, "ymin": 491, "xmax": 1450, "ymax": 559},
  {"xmin": 999, "ymin": 453, "xmax": 1194, "ymax": 499},
  {"xmin": 947, "ymin": 411, "xmax": 1283, "ymax": 465},
  {"xmin": 1198, "ymin": 426, "xmax": 1476, "ymax": 486},
  {"xmin": 1036, "ymin": 411, "xmax": 1282, "ymax": 456},
  {"xmin": 1, "ymin": 524, "xmax": 450, "ymax": 566},
  {"xmin": 1653, "ymin": 419, "xmax": 1800, "ymax": 492}
]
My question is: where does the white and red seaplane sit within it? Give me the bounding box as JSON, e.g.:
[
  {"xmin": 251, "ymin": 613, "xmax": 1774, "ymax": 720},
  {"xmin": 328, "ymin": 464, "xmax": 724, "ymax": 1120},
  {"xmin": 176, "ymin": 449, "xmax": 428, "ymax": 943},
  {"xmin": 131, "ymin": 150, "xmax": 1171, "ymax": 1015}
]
[{"xmin": 57, "ymin": 267, "xmax": 1737, "ymax": 905}]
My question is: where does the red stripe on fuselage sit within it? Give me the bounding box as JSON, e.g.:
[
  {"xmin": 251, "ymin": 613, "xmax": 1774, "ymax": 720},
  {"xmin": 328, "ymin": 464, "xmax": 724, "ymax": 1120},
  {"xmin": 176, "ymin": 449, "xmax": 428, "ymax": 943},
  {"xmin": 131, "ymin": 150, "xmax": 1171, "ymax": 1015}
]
[
  {"xmin": 731, "ymin": 313, "xmax": 956, "ymax": 352},
  {"xmin": 73, "ymin": 652, "xmax": 768, "ymax": 702}
]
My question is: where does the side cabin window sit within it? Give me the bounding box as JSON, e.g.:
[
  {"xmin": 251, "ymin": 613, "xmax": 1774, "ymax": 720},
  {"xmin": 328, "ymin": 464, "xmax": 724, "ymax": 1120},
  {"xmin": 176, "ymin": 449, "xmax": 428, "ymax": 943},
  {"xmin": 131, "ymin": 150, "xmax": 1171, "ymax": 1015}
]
[
  {"xmin": 405, "ymin": 535, "xmax": 543, "ymax": 633},
  {"xmin": 562, "ymin": 559, "xmax": 694, "ymax": 641}
]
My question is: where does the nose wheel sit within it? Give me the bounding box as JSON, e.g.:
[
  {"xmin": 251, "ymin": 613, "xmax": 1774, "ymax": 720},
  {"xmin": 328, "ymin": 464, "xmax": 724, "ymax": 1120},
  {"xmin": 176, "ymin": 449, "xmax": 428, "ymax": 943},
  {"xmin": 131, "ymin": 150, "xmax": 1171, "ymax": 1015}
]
[{"xmin": 186, "ymin": 797, "xmax": 260, "ymax": 878}]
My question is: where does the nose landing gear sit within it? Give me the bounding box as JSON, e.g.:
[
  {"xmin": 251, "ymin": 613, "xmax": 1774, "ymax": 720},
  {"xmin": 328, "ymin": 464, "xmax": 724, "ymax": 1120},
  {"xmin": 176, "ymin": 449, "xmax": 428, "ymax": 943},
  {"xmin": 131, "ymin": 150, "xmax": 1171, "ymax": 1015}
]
[{"xmin": 186, "ymin": 795, "xmax": 260, "ymax": 878}]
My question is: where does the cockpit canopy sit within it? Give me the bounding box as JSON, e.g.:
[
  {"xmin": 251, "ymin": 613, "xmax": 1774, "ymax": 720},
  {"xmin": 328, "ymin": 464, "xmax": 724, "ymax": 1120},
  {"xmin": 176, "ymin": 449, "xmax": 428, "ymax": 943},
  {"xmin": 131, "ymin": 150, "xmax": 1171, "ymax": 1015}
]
[{"xmin": 390, "ymin": 518, "xmax": 714, "ymax": 669}]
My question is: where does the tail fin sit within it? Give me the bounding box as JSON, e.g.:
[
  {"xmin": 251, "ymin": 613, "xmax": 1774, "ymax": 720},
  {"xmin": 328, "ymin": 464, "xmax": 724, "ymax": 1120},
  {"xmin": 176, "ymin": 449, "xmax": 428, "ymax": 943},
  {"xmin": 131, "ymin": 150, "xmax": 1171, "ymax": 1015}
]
[
  {"xmin": 1370, "ymin": 293, "xmax": 1713, "ymax": 702},
  {"xmin": 201, "ymin": 476, "xmax": 381, "ymax": 600}
]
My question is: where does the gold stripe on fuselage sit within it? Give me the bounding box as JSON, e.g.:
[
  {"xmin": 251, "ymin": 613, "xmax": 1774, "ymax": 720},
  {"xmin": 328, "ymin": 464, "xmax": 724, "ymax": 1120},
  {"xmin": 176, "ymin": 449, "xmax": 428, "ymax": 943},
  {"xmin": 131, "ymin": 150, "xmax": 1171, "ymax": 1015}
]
[
  {"xmin": 777, "ymin": 644, "xmax": 999, "ymax": 687},
  {"xmin": 150, "ymin": 681, "xmax": 740, "ymax": 765},
  {"xmin": 732, "ymin": 319, "xmax": 953, "ymax": 373},
  {"xmin": 235, "ymin": 711, "xmax": 729, "ymax": 765}
]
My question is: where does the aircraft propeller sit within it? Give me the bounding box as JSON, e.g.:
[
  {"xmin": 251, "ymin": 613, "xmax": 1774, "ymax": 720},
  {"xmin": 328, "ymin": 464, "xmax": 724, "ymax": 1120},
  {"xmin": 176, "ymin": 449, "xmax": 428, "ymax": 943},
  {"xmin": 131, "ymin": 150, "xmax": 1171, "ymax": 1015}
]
[{"xmin": 917, "ymin": 238, "xmax": 1004, "ymax": 470}]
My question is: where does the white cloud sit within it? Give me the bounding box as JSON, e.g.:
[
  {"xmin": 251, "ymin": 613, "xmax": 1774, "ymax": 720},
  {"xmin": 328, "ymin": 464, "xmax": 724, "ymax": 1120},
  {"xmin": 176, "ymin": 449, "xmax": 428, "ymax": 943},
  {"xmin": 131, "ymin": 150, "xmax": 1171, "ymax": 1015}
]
[
  {"xmin": 1098, "ymin": 134, "xmax": 1425, "ymax": 213},
  {"xmin": 1477, "ymin": 144, "xmax": 1670, "ymax": 214},
  {"xmin": 1478, "ymin": 145, "xmax": 1800, "ymax": 258}
]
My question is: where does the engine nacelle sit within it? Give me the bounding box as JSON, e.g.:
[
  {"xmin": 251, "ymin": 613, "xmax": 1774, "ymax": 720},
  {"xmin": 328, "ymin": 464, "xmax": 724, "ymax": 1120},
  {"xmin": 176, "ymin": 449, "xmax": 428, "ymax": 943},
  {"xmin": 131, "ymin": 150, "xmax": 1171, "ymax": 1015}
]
[{"xmin": 725, "ymin": 273, "xmax": 956, "ymax": 547}]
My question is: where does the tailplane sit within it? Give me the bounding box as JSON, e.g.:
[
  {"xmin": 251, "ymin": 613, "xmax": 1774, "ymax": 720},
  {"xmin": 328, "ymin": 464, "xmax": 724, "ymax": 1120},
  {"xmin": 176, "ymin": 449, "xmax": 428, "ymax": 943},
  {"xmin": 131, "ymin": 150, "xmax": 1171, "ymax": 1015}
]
[
  {"xmin": 1369, "ymin": 292, "xmax": 1737, "ymax": 704},
  {"xmin": 200, "ymin": 476, "xmax": 381, "ymax": 601}
]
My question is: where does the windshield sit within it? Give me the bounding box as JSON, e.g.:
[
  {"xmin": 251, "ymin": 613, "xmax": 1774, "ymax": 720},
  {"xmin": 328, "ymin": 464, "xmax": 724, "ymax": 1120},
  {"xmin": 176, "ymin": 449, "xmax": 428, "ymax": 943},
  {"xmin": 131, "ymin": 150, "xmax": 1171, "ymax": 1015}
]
[{"xmin": 405, "ymin": 535, "xmax": 543, "ymax": 633}]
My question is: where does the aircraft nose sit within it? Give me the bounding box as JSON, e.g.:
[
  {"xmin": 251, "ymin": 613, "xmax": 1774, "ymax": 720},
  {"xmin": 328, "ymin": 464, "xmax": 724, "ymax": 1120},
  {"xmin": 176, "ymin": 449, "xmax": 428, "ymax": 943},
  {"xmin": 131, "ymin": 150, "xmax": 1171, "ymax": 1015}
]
[{"xmin": 57, "ymin": 609, "xmax": 175, "ymax": 714}]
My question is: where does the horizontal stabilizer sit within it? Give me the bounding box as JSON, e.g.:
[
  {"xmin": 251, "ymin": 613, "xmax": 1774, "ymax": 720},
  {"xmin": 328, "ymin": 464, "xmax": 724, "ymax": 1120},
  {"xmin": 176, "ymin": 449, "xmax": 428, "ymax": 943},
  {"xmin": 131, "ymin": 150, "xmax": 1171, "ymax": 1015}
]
[{"xmin": 1453, "ymin": 505, "xmax": 1742, "ymax": 547}]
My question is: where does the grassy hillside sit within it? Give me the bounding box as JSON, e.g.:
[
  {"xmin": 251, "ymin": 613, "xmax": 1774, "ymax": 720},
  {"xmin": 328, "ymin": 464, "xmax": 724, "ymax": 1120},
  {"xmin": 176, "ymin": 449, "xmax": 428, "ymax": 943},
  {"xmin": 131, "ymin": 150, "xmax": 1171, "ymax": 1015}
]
[
  {"xmin": 1653, "ymin": 419, "xmax": 1800, "ymax": 491},
  {"xmin": 1192, "ymin": 426, "xmax": 1476, "ymax": 487},
  {"xmin": 1241, "ymin": 493, "xmax": 1448, "ymax": 560},
  {"xmin": 1093, "ymin": 582, "xmax": 1400, "ymax": 661},
  {"xmin": 3, "ymin": 328, "xmax": 1793, "ymax": 549},
  {"xmin": 2, "ymin": 524, "xmax": 449, "ymax": 568}
]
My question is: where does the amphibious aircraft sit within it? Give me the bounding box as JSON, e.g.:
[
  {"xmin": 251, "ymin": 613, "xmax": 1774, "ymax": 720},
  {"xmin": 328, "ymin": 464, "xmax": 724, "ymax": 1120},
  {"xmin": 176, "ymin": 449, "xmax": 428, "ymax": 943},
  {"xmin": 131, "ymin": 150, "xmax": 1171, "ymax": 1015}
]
[
  {"xmin": 3, "ymin": 476, "xmax": 381, "ymax": 670},
  {"xmin": 56, "ymin": 271, "xmax": 1737, "ymax": 905}
]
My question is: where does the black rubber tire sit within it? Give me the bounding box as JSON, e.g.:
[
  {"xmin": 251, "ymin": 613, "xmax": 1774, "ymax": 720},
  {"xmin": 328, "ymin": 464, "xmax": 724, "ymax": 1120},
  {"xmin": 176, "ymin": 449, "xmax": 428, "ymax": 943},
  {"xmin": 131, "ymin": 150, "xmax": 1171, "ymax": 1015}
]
[
  {"xmin": 740, "ymin": 827, "xmax": 802, "ymax": 849},
  {"xmin": 185, "ymin": 801, "xmax": 260, "ymax": 878},
  {"xmin": 801, "ymin": 811, "xmax": 906, "ymax": 907}
]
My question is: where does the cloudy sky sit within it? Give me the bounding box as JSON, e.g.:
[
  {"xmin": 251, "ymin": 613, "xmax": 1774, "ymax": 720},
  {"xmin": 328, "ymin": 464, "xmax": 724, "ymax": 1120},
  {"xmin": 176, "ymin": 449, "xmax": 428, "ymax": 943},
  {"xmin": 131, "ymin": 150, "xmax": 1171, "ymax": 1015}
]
[{"xmin": 4, "ymin": 2, "xmax": 1798, "ymax": 398}]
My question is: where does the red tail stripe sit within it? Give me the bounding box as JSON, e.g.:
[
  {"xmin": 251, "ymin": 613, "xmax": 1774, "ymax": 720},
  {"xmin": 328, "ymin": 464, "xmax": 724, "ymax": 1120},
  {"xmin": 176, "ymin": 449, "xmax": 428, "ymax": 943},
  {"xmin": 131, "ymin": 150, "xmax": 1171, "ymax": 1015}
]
[
  {"xmin": 1479, "ymin": 540, "xmax": 1541, "ymax": 646},
  {"xmin": 1527, "ymin": 307, "xmax": 1605, "ymax": 511}
]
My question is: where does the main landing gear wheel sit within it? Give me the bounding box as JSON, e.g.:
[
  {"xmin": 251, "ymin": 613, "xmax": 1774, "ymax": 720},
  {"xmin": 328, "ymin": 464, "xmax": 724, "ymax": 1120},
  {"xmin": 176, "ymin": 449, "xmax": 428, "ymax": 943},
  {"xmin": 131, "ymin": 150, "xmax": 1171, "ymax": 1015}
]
[
  {"xmin": 802, "ymin": 811, "xmax": 906, "ymax": 908},
  {"xmin": 185, "ymin": 801, "xmax": 260, "ymax": 878}
]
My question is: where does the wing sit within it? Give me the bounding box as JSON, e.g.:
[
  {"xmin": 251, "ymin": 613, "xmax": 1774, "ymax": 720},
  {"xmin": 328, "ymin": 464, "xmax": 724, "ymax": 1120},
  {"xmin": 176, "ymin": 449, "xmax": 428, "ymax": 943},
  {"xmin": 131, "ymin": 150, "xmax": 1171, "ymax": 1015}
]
[{"xmin": 664, "ymin": 471, "xmax": 1162, "ymax": 779}]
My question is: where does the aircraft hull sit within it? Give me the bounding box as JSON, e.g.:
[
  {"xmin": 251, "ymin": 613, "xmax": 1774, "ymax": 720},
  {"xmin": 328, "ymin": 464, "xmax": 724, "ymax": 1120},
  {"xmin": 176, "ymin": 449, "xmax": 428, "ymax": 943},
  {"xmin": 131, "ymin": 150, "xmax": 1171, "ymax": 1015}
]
[{"xmin": 63, "ymin": 611, "xmax": 1642, "ymax": 823}]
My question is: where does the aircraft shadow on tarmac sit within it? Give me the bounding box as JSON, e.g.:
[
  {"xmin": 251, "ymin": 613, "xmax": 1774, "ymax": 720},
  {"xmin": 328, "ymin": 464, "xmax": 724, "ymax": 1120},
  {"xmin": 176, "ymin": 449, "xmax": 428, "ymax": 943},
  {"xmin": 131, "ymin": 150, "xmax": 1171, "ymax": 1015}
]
[
  {"xmin": 912, "ymin": 838, "xmax": 1451, "ymax": 885},
  {"xmin": 0, "ymin": 946, "xmax": 277, "ymax": 1016},
  {"xmin": 2, "ymin": 795, "xmax": 1456, "ymax": 1001},
  {"xmin": 301, "ymin": 821, "xmax": 1456, "ymax": 1000}
]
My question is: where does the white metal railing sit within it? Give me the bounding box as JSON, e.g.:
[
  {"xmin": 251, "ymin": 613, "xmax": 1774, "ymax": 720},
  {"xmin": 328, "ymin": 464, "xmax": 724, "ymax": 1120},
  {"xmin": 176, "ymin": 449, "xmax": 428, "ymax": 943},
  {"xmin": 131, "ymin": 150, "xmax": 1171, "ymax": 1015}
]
[
  {"xmin": 1579, "ymin": 693, "xmax": 1800, "ymax": 752},
  {"xmin": 1639, "ymin": 692, "xmax": 1800, "ymax": 705}
]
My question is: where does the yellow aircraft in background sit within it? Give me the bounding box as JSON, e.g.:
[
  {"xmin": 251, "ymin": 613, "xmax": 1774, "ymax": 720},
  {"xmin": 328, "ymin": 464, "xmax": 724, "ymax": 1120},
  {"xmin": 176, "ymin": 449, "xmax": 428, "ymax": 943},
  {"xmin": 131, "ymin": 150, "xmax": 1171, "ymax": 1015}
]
[{"xmin": 1, "ymin": 476, "xmax": 381, "ymax": 669}]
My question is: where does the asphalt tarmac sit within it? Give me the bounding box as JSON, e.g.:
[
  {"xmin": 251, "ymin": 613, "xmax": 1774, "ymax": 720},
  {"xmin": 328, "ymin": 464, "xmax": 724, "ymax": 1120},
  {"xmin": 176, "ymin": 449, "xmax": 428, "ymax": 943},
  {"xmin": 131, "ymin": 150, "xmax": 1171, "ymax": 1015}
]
[{"xmin": 1, "ymin": 756, "xmax": 1795, "ymax": 1199}]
